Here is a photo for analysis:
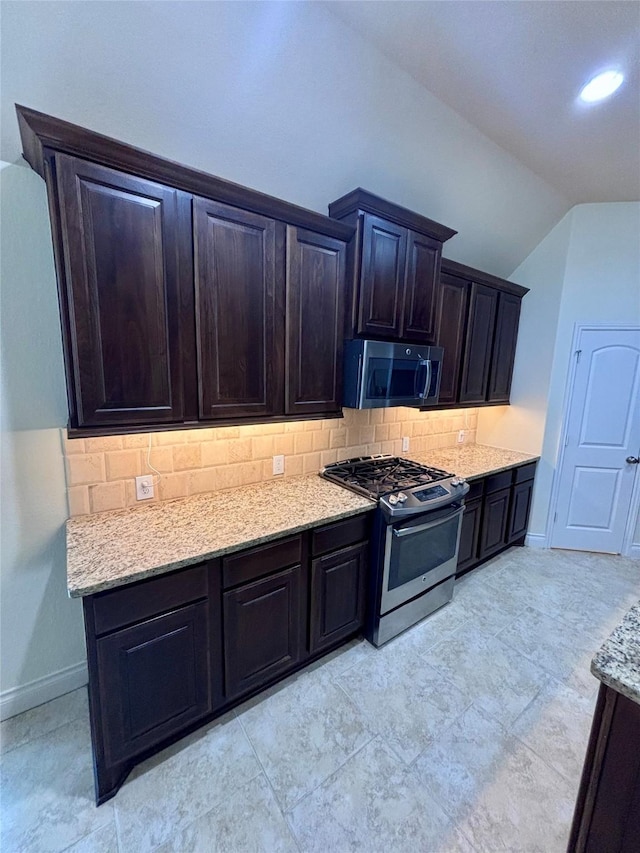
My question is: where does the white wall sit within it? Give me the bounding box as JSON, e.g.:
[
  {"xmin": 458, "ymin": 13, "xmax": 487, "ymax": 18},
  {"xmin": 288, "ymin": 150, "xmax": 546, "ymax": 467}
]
[
  {"xmin": 0, "ymin": 1, "xmax": 571, "ymax": 712},
  {"xmin": 0, "ymin": 1, "xmax": 568, "ymax": 277},
  {"xmin": 0, "ymin": 162, "xmax": 87, "ymax": 718},
  {"xmin": 478, "ymin": 202, "xmax": 640, "ymax": 547}
]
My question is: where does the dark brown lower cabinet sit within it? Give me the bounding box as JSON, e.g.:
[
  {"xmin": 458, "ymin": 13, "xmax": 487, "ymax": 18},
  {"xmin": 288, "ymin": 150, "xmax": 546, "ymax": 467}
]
[
  {"xmin": 478, "ymin": 487, "xmax": 511, "ymax": 559},
  {"xmin": 96, "ymin": 603, "xmax": 212, "ymax": 766},
  {"xmin": 507, "ymin": 479, "xmax": 535, "ymax": 543},
  {"xmin": 223, "ymin": 565, "xmax": 303, "ymax": 700},
  {"xmin": 457, "ymin": 498, "xmax": 483, "ymax": 574},
  {"xmin": 569, "ymin": 683, "xmax": 640, "ymax": 852},
  {"xmin": 310, "ymin": 542, "xmax": 367, "ymax": 653},
  {"xmin": 456, "ymin": 462, "xmax": 537, "ymax": 577},
  {"xmin": 82, "ymin": 512, "xmax": 371, "ymax": 805}
]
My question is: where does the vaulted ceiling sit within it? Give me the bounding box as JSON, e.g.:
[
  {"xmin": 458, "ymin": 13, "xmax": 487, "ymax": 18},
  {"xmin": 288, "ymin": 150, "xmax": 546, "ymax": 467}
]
[{"xmin": 323, "ymin": 1, "xmax": 640, "ymax": 204}]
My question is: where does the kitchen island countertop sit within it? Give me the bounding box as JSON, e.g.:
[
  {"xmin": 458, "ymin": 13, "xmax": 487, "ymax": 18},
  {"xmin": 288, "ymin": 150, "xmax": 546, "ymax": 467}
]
[{"xmin": 591, "ymin": 601, "xmax": 640, "ymax": 706}]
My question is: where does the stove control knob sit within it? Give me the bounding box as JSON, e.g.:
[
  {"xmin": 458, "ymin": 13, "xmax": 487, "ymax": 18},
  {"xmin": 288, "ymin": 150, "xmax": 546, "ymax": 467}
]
[
  {"xmin": 451, "ymin": 477, "xmax": 461, "ymax": 487},
  {"xmin": 388, "ymin": 494, "xmax": 399, "ymax": 505},
  {"xmin": 397, "ymin": 492, "xmax": 408, "ymax": 503}
]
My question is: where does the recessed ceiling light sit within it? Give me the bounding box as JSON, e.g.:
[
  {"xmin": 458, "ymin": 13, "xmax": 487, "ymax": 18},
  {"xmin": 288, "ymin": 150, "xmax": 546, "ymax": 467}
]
[{"xmin": 579, "ymin": 70, "xmax": 624, "ymax": 103}]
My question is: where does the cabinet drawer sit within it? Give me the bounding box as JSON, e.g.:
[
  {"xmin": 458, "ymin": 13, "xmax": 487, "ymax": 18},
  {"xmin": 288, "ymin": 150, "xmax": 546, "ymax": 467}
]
[
  {"xmin": 222, "ymin": 535, "xmax": 302, "ymax": 589},
  {"xmin": 311, "ymin": 513, "xmax": 370, "ymax": 557},
  {"xmin": 465, "ymin": 479, "xmax": 484, "ymax": 501},
  {"xmin": 485, "ymin": 470, "xmax": 512, "ymax": 494},
  {"xmin": 92, "ymin": 564, "xmax": 209, "ymax": 637},
  {"xmin": 514, "ymin": 462, "xmax": 537, "ymax": 484}
]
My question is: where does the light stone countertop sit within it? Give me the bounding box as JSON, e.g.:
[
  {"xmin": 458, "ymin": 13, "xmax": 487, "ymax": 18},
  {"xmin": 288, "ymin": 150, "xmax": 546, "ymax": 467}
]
[
  {"xmin": 412, "ymin": 444, "xmax": 539, "ymax": 481},
  {"xmin": 67, "ymin": 443, "xmax": 539, "ymax": 599},
  {"xmin": 67, "ymin": 475, "xmax": 375, "ymax": 598},
  {"xmin": 591, "ymin": 601, "xmax": 640, "ymax": 705}
]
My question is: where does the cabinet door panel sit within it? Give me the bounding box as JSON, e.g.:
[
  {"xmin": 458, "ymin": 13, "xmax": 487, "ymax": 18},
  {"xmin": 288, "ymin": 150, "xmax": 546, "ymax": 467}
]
[
  {"xmin": 55, "ymin": 154, "xmax": 190, "ymax": 426},
  {"xmin": 435, "ymin": 274, "xmax": 469, "ymax": 405},
  {"xmin": 402, "ymin": 231, "xmax": 441, "ymax": 342},
  {"xmin": 96, "ymin": 603, "xmax": 211, "ymax": 765},
  {"xmin": 457, "ymin": 498, "xmax": 483, "ymax": 573},
  {"xmin": 459, "ymin": 283, "xmax": 498, "ymax": 404},
  {"xmin": 310, "ymin": 542, "xmax": 367, "ymax": 653},
  {"xmin": 286, "ymin": 227, "xmax": 346, "ymax": 415},
  {"xmin": 507, "ymin": 479, "xmax": 534, "ymax": 543},
  {"xmin": 194, "ymin": 198, "xmax": 283, "ymax": 419},
  {"xmin": 488, "ymin": 293, "xmax": 522, "ymax": 403},
  {"xmin": 358, "ymin": 214, "xmax": 406, "ymax": 338},
  {"xmin": 223, "ymin": 565, "xmax": 302, "ymax": 699},
  {"xmin": 479, "ymin": 487, "xmax": 511, "ymax": 559}
]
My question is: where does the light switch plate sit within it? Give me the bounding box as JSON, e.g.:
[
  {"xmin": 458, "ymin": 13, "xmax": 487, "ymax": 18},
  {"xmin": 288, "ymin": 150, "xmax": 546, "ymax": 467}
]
[
  {"xmin": 402, "ymin": 436, "xmax": 410, "ymax": 452},
  {"xmin": 458, "ymin": 430, "xmax": 465, "ymax": 443}
]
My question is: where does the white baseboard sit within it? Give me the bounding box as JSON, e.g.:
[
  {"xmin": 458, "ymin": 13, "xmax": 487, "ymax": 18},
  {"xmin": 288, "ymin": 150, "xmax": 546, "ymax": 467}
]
[
  {"xmin": 525, "ymin": 533, "xmax": 547, "ymax": 549},
  {"xmin": 0, "ymin": 661, "xmax": 88, "ymax": 721},
  {"xmin": 626, "ymin": 544, "xmax": 640, "ymax": 560}
]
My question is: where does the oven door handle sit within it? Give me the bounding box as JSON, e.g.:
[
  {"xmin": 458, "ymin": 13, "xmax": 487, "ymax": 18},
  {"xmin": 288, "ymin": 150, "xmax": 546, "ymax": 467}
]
[{"xmin": 392, "ymin": 505, "xmax": 463, "ymax": 537}]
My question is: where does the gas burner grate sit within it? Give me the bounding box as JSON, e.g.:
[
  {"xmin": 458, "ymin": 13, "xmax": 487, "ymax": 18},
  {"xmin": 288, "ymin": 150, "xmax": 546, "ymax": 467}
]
[{"xmin": 321, "ymin": 455, "xmax": 451, "ymax": 500}]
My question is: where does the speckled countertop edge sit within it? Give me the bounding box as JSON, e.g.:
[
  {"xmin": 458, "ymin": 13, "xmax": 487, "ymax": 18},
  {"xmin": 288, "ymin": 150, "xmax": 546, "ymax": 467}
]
[
  {"xmin": 591, "ymin": 601, "xmax": 640, "ymax": 705},
  {"xmin": 67, "ymin": 475, "xmax": 375, "ymax": 598}
]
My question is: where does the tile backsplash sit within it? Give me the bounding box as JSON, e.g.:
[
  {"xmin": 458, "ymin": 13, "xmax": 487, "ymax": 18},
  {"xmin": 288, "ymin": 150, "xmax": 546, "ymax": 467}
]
[{"xmin": 62, "ymin": 407, "xmax": 478, "ymax": 516}]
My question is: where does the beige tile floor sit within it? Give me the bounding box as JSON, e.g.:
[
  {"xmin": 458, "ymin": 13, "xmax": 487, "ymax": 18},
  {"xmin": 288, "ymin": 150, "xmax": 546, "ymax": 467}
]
[{"xmin": 2, "ymin": 547, "xmax": 638, "ymax": 852}]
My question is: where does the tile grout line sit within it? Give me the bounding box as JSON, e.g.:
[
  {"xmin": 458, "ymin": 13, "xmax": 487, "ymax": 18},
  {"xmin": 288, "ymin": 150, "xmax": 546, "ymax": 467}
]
[
  {"xmin": 234, "ymin": 711, "xmax": 303, "ymax": 853},
  {"xmin": 283, "ymin": 732, "xmax": 378, "ymax": 818},
  {"xmin": 0, "ymin": 691, "xmax": 89, "ymax": 757}
]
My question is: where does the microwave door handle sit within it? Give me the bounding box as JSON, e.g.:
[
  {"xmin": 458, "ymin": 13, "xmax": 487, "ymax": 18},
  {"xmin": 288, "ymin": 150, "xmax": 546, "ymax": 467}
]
[
  {"xmin": 417, "ymin": 359, "xmax": 431, "ymax": 399},
  {"xmin": 393, "ymin": 505, "xmax": 463, "ymax": 537},
  {"xmin": 356, "ymin": 353, "xmax": 364, "ymax": 407}
]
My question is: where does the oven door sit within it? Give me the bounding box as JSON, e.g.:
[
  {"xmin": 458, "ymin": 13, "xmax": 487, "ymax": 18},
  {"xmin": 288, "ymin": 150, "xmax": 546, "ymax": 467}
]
[{"xmin": 380, "ymin": 503, "xmax": 464, "ymax": 615}]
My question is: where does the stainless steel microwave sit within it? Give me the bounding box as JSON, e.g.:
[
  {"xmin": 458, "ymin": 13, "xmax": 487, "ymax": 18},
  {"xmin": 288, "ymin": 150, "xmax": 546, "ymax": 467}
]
[{"xmin": 342, "ymin": 339, "xmax": 443, "ymax": 409}]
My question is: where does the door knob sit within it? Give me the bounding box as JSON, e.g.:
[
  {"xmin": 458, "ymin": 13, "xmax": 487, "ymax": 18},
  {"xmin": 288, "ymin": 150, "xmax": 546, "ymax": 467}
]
[{"xmin": 626, "ymin": 456, "xmax": 640, "ymax": 464}]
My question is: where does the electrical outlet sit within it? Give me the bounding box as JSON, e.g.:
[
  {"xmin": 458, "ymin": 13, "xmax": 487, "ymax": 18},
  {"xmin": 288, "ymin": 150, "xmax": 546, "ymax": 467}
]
[
  {"xmin": 402, "ymin": 436, "xmax": 410, "ymax": 452},
  {"xmin": 272, "ymin": 454, "xmax": 285, "ymax": 475},
  {"xmin": 135, "ymin": 475, "xmax": 154, "ymax": 500},
  {"xmin": 458, "ymin": 430, "xmax": 465, "ymax": 444}
]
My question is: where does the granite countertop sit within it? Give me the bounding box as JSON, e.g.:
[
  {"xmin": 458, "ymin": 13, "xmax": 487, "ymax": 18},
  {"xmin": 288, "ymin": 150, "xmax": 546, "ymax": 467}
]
[
  {"xmin": 67, "ymin": 443, "xmax": 539, "ymax": 599},
  {"xmin": 591, "ymin": 602, "xmax": 640, "ymax": 705},
  {"xmin": 67, "ymin": 475, "xmax": 375, "ymax": 598},
  {"xmin": 413, "ymin": 444, "xmax": 539, "ymax": 481}
]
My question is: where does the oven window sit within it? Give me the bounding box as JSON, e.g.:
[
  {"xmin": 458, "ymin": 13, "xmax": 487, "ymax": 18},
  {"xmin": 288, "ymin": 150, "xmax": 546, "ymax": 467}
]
[
  {"xmin": 388, "ymin": 513, "xmax": 460, "ymax": 590},
  {"xmin": 366, "ymin": 358, "xmax": 424, "ymax": 400}
]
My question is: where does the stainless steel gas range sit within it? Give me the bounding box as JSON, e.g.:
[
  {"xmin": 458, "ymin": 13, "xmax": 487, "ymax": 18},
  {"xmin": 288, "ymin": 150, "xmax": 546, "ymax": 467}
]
[{"xmin": 321, "ymin": 455, "xmax": 470, "ymax": 646}]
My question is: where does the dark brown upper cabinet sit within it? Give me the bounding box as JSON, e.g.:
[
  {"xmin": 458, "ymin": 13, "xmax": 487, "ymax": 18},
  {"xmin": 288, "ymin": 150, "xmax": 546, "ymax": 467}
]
[
  {"xmin": 488, "ymin": 291, "xmax": 521, "ymax": 403},
  {"xmin": 328, "ymin": 189, "xmax": 457, "ymax": 344},
  {"xmin": 285, "ymin": 226, "xmax": 346, "ymax": 416},
  {"xmin": 459, "ymin": 283, "xmax": 499, "ymax": 404},
  {"xmin": 53, "ymin": 153, "xmax": 193, "ymax": 427},
  {"xmin": 193, "ymin": 198, "xmax": 282, "ymax": 420},
  {"xmin": 434, "ymin": 273, "xmax": 469, "ymax": 406},
  {"xmin": 17, "ymin": 105, "xmax": 353, "ymax": 435},
  {"xmin": 432, "ymin": 259, "xmax": 529, "ymax": 409},
  {"xmin": 358, "ymin": 214, "xmax": 406, "ymax": 338},
  {"xmin": 403, "ymin": 230, "xmax": 443, "ymax": 342}
]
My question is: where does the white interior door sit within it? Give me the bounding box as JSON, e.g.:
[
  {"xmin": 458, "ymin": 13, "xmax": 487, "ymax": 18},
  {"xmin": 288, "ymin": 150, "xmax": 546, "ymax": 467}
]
[{"xmin": 551, "ymin": 327, "xmax": 640, "ymax": 553}]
